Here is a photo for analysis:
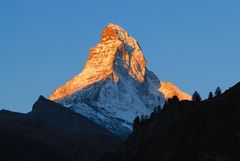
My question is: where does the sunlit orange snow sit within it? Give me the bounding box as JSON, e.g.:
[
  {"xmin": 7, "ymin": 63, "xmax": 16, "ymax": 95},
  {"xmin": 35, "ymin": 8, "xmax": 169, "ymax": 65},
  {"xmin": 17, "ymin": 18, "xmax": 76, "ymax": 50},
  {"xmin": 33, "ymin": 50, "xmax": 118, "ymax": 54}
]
[
  {"xmin": 159, "ymin": 82, "xmax": 192, "ymax": 101},
  {"xmin": 49, "ymin": 23, "xmax": 146, "ymax": 101}
]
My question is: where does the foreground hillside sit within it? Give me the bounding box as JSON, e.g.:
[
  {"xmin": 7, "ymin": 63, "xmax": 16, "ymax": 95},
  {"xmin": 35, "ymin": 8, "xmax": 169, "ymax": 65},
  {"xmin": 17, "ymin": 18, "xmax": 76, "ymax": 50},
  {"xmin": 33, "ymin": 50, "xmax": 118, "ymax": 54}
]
[
  {"xmin": 106, "ymin": 82, "xmax": 240, "ymax": 161},
  {"xmin": 0, "ymin": 96, "xmax": 122, "ymax": 161}
]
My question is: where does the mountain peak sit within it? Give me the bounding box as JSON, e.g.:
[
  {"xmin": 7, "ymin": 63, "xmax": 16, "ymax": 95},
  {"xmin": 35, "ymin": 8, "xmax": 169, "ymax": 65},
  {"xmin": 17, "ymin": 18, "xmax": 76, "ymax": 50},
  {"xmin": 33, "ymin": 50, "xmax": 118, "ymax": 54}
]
[
  {"xmin": 101, "ymin": 23, "xmax": 126, "ymax": 43},
  {"xmin": 48, "ymin": 23, "xmax": 190, "ymax": 137},
  {"xmin": 48, "ymin": 23, "xmax": 166, "ymax": 137},
  {"xmin": 101, "ymin": 23, "xmax": 135, "ymax": 45},
  {"xmin": 49, "ymin": 23, "xmax": 146, "ymax": 101}
]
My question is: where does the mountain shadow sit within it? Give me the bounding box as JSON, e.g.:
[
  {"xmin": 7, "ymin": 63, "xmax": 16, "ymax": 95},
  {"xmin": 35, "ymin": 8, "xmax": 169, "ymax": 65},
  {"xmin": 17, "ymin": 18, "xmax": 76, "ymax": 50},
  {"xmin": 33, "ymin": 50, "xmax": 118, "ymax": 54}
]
[
  {"xmin": 0, "ymin": 96, "xmax": 122, "ymax": 161},
  {"xmin": 105, "ymin": 82, "xmax": 240, "ymax": 161}
]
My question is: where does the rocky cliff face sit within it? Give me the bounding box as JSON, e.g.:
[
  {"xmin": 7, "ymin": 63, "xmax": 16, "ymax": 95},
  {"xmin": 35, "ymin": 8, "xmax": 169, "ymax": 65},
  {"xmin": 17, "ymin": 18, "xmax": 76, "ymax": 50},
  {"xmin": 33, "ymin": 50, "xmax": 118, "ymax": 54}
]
[
  {"xmin": 49, "ymin": 23, "xmax": 190, "ymax": 137},
  {"xmin": 49, "ymin": 24, "xmax": 147, "ymax": 101}
]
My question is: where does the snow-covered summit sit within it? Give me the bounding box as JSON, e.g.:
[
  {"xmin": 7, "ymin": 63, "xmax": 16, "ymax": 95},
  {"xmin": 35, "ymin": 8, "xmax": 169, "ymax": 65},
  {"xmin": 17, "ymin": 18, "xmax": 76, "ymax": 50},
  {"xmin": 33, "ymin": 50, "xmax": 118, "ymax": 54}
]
[
  {"xmin": 49, "ymin": 23, "xmax": 147, "ymax": 101},
  {"xmin": 48, "ymin": 23, "xmax": 187, "ymax": 137}
]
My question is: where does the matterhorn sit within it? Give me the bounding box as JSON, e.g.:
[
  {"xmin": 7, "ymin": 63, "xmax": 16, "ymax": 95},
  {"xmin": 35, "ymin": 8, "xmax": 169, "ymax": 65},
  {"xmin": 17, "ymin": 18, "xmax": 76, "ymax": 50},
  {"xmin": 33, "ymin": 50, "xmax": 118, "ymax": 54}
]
[{"xmin": 49, "ymin": 23, "xmax": 191, "ymax": 137}]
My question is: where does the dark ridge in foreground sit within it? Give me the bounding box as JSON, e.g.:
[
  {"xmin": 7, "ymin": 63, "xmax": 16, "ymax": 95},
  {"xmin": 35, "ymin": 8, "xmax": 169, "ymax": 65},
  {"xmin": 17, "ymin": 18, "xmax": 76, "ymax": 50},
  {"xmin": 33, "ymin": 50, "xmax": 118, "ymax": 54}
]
[
  {"xmin": 0, "ymin": 110, "xmax": 66, "ymax": 161},
  {"xmin": 106, "ymin": 82, "xmax": 240, "ymax": 161},
  {"xmin": 0, "ymin": 96, "xmax": 122, "ymax": 161}
]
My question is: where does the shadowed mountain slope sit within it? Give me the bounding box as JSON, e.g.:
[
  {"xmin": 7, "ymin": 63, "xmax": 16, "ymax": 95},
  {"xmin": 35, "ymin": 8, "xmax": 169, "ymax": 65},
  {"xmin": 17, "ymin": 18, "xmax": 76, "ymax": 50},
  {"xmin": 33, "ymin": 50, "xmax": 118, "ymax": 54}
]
[
  {"xmin": 0, "ymin": 96, "xmax": 122, "ymax": 161},
  {"xmin": 106, "ymin": 82, "xmax": 240, "ymax": 161}
]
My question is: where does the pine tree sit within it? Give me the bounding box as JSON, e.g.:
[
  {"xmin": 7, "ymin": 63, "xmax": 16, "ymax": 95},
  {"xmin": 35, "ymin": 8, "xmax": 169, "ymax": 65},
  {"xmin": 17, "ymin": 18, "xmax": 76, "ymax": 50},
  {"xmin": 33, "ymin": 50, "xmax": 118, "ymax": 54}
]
[
  {"xmin": 172, "ymin": 95, "xmax": 179, "ymax": 102},
  {"xmin": 208, "ymin": 92, "xmax": 213, "ymax": 99},
  {"xmin": 133, "ymin": 116, "xmax": 140, "ymax": 130},
  {"xmin": 150, "ymin": 106, "xmax": 161, "ymax": 119},
  {"xmin": 192, "ymin": 91, "xmax": 202, "ymax": 101},
  {"xmin": 215, "ymin": 87, "xmax": 222, "ymax": 96},
  {"xmin": 154, "ymin": 106, "xmax": 159, "ymax": 113},
  {"xmin": 167, "ymin": 96, "xmax": 179, "ymax": 104}
]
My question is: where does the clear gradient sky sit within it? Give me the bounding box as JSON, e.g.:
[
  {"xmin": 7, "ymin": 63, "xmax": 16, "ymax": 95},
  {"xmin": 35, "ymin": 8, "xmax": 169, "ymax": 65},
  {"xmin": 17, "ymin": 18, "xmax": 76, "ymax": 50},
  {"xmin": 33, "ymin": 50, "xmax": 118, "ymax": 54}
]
[{"xmin": 1, "ymin": 0, "xmax": 240, "ymax": 113}]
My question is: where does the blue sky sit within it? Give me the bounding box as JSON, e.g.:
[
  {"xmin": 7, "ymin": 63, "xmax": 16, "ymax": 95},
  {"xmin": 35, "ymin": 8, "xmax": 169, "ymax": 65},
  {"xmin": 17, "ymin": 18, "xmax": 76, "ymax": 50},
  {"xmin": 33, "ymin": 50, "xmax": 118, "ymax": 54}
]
[{"xmin": 0, "ymin": 0, "xmax": 239, "ymax": 113}]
